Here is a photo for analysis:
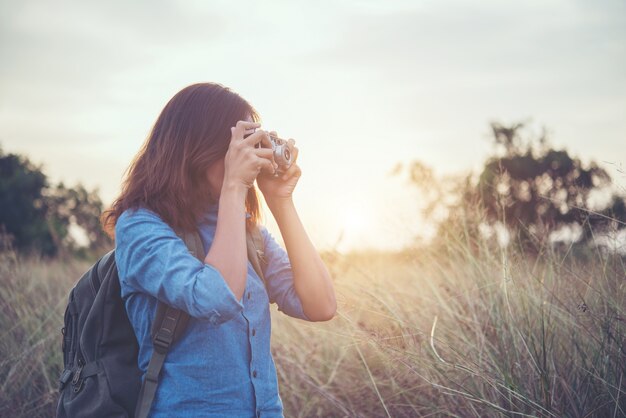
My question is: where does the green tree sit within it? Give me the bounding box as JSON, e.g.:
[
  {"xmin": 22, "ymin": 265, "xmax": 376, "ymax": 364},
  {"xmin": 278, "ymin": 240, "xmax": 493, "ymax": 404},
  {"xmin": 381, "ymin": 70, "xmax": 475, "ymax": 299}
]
[
  {"xmin": 0, "ymin": 146, "xmax": 112, "ymax": 257},
  {"xmin": 43, "ymin": 182, "xmax": 112, "ymax": 257},
  {"xmin": 0, "ymin": 148, "xmax": 55, "ymax": 255},
  {"xmin": 477, "ymin": 122, "xmax": 625, "ymax": 251},
  {"xmin": 394, "ymin": 122, "xmax": 626, "ymax": 254}
]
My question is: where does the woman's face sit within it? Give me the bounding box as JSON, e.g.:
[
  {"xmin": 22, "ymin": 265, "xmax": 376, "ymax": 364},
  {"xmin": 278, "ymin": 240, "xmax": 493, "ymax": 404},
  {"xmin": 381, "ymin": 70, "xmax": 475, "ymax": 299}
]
[
  {"xmin": 206, "ymin": 113, "xmax": 254, "ymax": 199},
  {"xmin": 206, "ymin": 157, "xmax": 225, "ymax": 200}
]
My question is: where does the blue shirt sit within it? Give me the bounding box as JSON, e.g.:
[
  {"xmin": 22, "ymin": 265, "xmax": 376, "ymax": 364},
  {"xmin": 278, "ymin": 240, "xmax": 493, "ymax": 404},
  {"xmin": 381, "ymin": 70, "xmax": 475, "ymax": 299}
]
[{"xmin": 114, "ymin": 201, "xmax": 311, "ymax": 418}]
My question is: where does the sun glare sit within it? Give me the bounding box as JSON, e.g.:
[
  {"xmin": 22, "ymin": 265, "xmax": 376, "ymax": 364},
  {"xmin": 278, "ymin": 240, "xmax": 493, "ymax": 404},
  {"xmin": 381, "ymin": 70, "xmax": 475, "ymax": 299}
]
[{"xmin": 340, "ymin": 207, "xmax": 368, "ymax": 236}]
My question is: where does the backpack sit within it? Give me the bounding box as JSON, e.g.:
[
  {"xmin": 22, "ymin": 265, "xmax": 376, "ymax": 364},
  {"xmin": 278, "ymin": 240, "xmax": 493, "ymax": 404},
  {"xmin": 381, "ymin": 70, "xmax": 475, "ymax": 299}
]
[{"xmin": 56, "ymin": 225, "xmax": 269, "ymax": 418}]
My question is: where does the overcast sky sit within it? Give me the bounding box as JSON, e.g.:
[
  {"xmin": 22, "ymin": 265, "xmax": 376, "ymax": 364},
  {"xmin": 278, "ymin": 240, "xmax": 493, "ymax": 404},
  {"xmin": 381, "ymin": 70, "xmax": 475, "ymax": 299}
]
[{"xmin": 1, "ymin": 0, "xmax": 624, "ymax": 252}]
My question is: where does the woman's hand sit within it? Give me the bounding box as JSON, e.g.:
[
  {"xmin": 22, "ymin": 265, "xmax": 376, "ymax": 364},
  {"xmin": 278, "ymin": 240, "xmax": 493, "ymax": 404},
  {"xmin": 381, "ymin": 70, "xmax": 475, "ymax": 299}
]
[
  {"xmin": 256, "ymin": 131, "xmax": 301, "ymax": 202},
  {"xmin": 223, "ymin": 121, "xmax": 277, "ymax": 190}
]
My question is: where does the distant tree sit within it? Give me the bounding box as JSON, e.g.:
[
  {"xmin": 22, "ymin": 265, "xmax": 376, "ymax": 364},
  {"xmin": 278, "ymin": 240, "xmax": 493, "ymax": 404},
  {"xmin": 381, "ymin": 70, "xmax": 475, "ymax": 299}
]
[
  {"xmin": 0, "ymin": 146, "xmax": 112, "ymax": 257},
  {"xmin": 43, "ymin": 182, "xmax": 112, "ymax": 257},
  {"xmin": 476, "ymin": 122, "xmax": 625, "ymax": 251},
  {"xmin": 394, "ymin": 122, "xmax": 626, "ymax": 254},
  {"xmin": 0, "ymin": 147, "xmax": 55, "ymax": 255}
]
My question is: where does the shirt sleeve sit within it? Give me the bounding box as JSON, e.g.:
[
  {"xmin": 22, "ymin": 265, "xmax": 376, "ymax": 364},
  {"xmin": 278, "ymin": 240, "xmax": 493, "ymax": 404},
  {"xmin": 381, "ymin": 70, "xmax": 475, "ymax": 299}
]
[
  {"xmin": 260, "ymin": 226, "xmax": 311, "ymax": 321},
  {"xmin": 114, "ymin": 207, "xmax": 244, "ymax": 325}
]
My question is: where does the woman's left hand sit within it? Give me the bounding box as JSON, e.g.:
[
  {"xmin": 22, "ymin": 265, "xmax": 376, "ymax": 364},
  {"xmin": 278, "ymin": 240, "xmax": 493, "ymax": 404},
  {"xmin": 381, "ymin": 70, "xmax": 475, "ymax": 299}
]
[{"xmin": 256, "ymin": 131, "xmax": 301, "ymax": 202}]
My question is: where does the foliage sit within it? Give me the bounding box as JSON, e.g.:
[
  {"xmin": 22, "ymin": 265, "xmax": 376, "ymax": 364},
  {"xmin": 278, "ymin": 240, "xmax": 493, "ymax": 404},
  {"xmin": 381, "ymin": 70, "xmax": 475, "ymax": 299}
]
[
  {"xmin": 394, "ymin": 122, "xmax": 626, "ymax": 254},
  {"xmin": 0, "ymin": 146, "xmax": 112, "ymax": 258},
  {"xmin": 42, "ymin": 182, "xmax": 112, "ymax": 257},
  {"xmin": 0, "ymin": 149, "xmax": 55, "ymax": 255},
  {"xmin": 477, "ymin": 122, "xmax": 625, "ymax": 251}
]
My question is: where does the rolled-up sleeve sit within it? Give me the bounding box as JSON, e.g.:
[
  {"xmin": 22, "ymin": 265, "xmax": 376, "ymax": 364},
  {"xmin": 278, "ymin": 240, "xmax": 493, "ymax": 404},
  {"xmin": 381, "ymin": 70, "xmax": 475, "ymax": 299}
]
[
  {"xmin": 114, "ymin": 207, "xmax": 244, "ymax": 325},
  {"xmin": 260, "ymin": 226, "xmax": 311, "ymax": 321}
]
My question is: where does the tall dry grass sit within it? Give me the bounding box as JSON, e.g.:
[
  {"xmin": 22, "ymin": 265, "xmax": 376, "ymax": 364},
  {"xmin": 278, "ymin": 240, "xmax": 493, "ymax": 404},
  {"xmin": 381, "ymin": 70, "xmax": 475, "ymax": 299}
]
[
  {"xmin": 0, "ymin": 220, "xmax": 624, "ymax": 417},
  {"xmin": 272, "ymin": 221, "xmax": 625, "ymax": 417},
  {"xmin": 0, "ymin": 248, "xmax": 92, "ymax": 417}
]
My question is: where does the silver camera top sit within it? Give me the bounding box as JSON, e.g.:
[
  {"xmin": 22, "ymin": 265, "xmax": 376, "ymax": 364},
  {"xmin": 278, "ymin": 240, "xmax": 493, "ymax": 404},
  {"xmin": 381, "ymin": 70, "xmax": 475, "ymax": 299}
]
[
  {"xmin": 247, "ymin": 129, "xmax": 295, "ymax": 174},
  {"xmin": 266, "ymin": 134, "xmax": 293, "ymax": 168}
]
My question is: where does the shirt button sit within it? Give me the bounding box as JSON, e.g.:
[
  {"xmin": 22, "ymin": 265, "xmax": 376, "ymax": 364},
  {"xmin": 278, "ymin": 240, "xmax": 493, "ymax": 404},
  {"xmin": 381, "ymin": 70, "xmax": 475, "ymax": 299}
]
[
  {"xmin": 251, "ymin": 328, "xmax": 256, "ymax": 336},
  {"xmin": 252, "ymin": 370, "xmax": 258, "ymax": 378}
]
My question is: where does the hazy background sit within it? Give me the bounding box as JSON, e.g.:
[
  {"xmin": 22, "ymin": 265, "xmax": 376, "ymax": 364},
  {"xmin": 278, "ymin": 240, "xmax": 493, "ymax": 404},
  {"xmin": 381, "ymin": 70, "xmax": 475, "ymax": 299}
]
[{"xmin": 1, "ymin": 0, "xmax": 624, "ymax": 252}]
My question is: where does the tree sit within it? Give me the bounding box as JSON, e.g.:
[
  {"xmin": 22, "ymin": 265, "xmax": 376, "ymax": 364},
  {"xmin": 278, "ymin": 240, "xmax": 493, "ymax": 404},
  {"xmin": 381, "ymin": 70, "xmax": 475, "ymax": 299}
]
[
  {"xmin": 43, "ymin": 182, "xmax": 113, "ymax": 257},
  {"xmin": 477, "ymin": 122, "xmax": 625, "ymax": 251},
  {"xmin": 0, "ymin": 148, "xmax": 55, "ymax": 255},
  {"xmin": 0, "ymin": 146, "xmax": 112, "ymax": 257},
  {"xmin": 394, "ymin": 122, "xmax": 626, "ymax": 254}
]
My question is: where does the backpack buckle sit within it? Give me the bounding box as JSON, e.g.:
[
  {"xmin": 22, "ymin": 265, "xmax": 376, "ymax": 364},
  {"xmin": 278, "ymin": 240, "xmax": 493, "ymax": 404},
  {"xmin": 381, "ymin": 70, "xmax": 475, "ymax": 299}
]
[
  {"xmin": 71, "ymin": 362, "xmax": 85, "ymax": 393},
  {"xmin": 152, "ymin": 309, "xmax": 180, "ymax": 353},
  {"xmin": 256, "ymin": 249, "xmax": 266, "ymax": 265},
  {"xmin": 72, "ymin": 377, "xmax": 85, "ymax": 393},
  {"xmin": 71, "ymin": 363, "xmax": 83, "ymax": 386},
  {"xmin": 153, "ymin": 329, "xmax": 174, "ymax": 353}
]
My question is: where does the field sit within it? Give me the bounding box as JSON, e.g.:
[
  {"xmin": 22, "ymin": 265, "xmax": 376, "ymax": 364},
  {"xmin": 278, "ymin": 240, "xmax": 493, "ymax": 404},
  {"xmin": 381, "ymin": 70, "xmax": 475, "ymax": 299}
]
[{"xmin": 0, "ymin": 225, "xmax": 624, "ymax": 417}]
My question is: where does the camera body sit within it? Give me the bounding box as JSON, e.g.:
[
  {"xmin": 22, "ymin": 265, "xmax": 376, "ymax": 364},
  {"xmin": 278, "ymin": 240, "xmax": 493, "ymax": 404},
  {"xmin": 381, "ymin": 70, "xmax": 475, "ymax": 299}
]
[
  {"xmin": 246, "ymin": 130, "xmax": 294, "ymax": 173},
  {"xmin": 264, "ymin": 134, "xmax": 293, "ymax": 168}
]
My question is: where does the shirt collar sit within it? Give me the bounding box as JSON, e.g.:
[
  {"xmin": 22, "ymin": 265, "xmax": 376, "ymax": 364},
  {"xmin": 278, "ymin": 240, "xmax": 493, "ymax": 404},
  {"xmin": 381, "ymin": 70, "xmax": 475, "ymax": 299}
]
[{"xmin": 200, "ymin": 200, "xmax": 251, "ymax": 225}]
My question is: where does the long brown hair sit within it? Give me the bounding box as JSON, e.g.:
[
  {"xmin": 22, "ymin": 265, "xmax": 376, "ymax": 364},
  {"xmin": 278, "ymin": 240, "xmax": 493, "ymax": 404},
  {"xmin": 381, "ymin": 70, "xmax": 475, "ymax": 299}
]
[{"xmin": 101, "ymin": 82, "xmax": 263, "ymax": 238}]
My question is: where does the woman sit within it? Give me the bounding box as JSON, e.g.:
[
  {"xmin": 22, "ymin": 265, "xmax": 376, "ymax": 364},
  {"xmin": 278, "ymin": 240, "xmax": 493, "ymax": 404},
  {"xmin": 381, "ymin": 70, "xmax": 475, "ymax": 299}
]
[{"xmin": 101, "ymin": 82, "xmax": 336, "ymax": 417}]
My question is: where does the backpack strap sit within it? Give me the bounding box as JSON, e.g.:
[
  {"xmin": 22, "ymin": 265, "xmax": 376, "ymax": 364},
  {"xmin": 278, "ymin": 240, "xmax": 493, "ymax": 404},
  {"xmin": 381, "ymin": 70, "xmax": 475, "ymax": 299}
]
[
  {"xmin": 134, "ymin": 228, "xmax": 200, "ymax": 418},
  {"xmin": 135, "ymin": 224, "xmax": 269, "ymax": 418},
  {"xmin": 246, "ymin": 225, "xmax": 269, "ymax": 290}
]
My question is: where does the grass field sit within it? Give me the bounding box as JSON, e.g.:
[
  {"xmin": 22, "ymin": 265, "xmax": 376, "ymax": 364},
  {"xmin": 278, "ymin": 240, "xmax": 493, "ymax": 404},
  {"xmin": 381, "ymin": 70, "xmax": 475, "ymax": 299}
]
[{"xmin": 0, "ymin": 224, "xmax": 624, "ymax": 417}]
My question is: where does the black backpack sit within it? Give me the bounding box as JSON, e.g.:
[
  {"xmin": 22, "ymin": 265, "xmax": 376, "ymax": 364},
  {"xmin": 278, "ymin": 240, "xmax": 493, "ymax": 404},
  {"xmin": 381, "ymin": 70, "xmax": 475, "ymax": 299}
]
[{"xmin": 56, "ymin": 226, "xmax": 269, "ymax": 418}]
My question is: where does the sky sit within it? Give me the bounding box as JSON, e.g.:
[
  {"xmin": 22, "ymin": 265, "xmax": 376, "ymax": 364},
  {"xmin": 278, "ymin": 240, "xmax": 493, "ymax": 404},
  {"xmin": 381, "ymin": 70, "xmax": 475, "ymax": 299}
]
[{"xmin": 1, "ymin": 0, "xmax": 625, "ymax": 252}]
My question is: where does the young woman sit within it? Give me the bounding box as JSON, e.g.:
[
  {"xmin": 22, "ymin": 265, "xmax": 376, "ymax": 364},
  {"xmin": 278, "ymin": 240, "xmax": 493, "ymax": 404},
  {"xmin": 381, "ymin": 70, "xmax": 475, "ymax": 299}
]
[{"xmin": 101, "ymin": 82, "xmax": 336, "ymax": 417}]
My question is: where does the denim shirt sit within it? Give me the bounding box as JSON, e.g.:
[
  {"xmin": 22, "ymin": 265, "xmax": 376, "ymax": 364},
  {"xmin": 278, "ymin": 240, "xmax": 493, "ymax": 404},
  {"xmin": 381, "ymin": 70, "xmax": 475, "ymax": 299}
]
[{"xmin": 114, "ymin": 201, "xmax": 311, "ymax": 417}]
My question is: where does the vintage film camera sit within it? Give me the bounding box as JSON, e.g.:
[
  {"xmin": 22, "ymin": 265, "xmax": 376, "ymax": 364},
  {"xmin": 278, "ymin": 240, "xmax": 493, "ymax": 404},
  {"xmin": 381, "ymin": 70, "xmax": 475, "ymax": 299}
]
[{"xmin": 245, "ymin": 129, "xmax": 294, "ymax": 176}]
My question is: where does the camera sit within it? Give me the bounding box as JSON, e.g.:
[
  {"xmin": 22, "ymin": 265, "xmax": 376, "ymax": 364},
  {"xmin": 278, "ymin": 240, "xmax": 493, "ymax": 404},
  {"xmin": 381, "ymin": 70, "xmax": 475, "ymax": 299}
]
[
  {"xmin": 245, "ymin": 130, "xmax": 294, "ymax": 174},
  {"xmin": 263, "ymin": 134, "xmax": 293, "ymax": 168}
]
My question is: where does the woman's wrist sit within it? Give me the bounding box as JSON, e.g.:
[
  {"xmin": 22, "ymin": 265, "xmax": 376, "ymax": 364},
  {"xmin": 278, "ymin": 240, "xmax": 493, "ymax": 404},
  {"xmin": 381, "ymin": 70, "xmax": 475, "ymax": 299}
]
[
  {"xmin": 221, "ymin": 179, "xmax": 248, "ymax": 202},
  {"xmin": 266, "ymin": 196, "xmax": 295, "ymax": 220},
  {"xmin": 266, "ymin": 195, "xmax": 293, "ymax": 208}
]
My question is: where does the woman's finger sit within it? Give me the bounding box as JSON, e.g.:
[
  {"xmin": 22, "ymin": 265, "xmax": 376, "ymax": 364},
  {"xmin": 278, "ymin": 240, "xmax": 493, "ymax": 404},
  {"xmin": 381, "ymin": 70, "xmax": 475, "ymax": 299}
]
[
  {"xmin": 258, "ymin": 157, "xmax": 275, "ymax": 174},
  {"xmin": 254, "ymin": 147, "xmax": 274, "ymax": 159},
  {"xmin": 236, "ymin": 120, "xmax": 261, "ymax": 130},
  {"xmin": 280, "ymin": 162, "xmax": 300, "ymax": 180},
  {"xmin": 231, "ymin": 121, "xmax": 261, "ymax": 142},
  {"xmin": 243, "ymin": 129, "xmax": 273, "ymax": 149},
  {"xmin": 243, "ymin": 127, "xmax": 257, "ymax": 139},
  {"xmin": 289, "ymin": 143, "xmax": 299, "ymax": 165}
]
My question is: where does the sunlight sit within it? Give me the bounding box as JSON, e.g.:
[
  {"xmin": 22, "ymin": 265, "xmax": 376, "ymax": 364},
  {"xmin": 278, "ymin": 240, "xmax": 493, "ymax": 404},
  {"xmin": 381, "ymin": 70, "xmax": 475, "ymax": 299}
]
[{"xmin": 341, "ymin": 207, "xmax": 368, "ymax": 234}]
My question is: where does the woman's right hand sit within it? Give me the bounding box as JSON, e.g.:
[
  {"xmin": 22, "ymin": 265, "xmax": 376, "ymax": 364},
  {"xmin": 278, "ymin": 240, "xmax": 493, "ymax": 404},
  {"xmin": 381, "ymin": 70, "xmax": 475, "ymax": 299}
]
[{"xmin": 223, "ymin": 120, "xmax": 277, "ymax": 190}]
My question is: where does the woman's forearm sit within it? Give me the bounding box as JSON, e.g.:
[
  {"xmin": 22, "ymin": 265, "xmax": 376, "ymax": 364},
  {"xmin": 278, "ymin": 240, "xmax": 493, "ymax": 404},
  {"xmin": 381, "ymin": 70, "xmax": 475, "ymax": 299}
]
[
  {"xmin": 204, "ymin": 183, "xmax": 248, "ymax": 301},
  {"xmin": 266, "ymin": 197, "xmax": 336, "ymax": 321}
]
